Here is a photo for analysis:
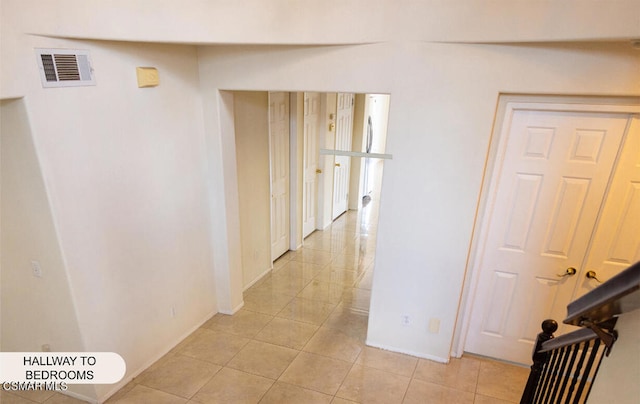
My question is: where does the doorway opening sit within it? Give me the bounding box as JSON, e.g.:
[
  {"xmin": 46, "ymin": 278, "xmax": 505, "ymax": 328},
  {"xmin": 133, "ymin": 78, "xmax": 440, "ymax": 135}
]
[{"xmin": 230, "ymin": 91, "xmax": 391, "ymax": 324}]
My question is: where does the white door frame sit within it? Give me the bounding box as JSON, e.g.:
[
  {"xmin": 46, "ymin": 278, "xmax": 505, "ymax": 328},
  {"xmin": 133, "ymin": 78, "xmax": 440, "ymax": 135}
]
[{"xmin": 452, "ymin": 94, "xmax": 640, "ymax": 358}]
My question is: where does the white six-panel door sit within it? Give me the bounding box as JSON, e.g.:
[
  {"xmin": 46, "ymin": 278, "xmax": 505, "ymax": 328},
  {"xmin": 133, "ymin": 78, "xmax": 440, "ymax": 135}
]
[
  {"xmin": 465, "ymin": 108, "xmax": 632, "ymax": 364},
  {"xmin": 269, "ymin": 92, "xmax": 290, "ymax": 261},
  {"xmin": 332, "ymin": 93, "xmax": 354, "ymax": 220},
  {"xmin": 303, "ymin": 92, "xmax": 321, "ymax": 238},
  {"xmin": 576, "ymin": 116, "xmax": 640, "ymax": 298}
]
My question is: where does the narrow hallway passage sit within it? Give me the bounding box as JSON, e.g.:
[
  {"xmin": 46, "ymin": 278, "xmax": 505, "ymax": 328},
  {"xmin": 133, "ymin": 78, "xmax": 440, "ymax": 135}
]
[{"xmin": 1, "ymin": 160, "xmax": 528, "ymax": 404}]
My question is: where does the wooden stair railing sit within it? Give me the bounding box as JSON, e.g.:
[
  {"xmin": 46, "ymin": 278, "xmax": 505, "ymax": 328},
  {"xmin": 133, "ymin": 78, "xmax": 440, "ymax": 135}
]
[{"xmin": 520, "ymin": 261, "xmax": 640, "ymax": 404}]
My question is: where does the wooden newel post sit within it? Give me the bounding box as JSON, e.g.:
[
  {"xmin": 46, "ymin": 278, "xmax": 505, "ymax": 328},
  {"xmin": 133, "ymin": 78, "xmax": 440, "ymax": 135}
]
[{"xmin": 520, "ymin": 319, "xmax": 558, "ymax": 404}]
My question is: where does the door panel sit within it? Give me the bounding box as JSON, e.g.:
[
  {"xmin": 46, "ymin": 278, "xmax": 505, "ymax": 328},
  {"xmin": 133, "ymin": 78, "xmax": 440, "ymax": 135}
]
[
  {"xmin": 332, "ymin": 93, "xmax": 354, "ymax": 220},
  {"xmin": 269, "ymin": 92, "xmax": 290, "ymax": 260},
  {"xmin": 576, "ymin": 117, "xmax": 640, "ymax": 297},
  {"xmin": 465, "ymin": 109, "xmax": 630, "ymax": 364},
  {"xmin": 303, "ymin": 92, "xmax": 320, "ymax": 238}
]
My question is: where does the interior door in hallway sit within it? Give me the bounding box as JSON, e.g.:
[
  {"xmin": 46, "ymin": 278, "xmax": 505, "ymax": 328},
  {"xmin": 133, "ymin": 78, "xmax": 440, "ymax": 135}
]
[
  {"xmin": 269, "ymin": 92, "xmax": 290, "ymax": 260},
  {"xmin": 332, "ymin": 93, "xmax": 354, "ymax": 220},
  {"xmin": 303, "ymin": 92, "xmax": 321, "ymax": 238},
  {"xmin": 576, "ymin": 116, "xmax": 640, "ymax": 298},
  {"xmin": 464, "ymin": 108, "xmax": 631, "ymax": 364}
]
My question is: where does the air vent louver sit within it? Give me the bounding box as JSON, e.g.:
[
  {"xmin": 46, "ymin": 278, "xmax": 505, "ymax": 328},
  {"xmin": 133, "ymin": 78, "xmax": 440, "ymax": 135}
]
[{"xmin": 36, "ymin": 49, "xmax": 96, "ymax": 88}]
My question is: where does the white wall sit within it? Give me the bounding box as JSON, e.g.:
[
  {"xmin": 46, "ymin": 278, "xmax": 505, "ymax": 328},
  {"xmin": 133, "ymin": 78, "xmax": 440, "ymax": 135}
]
[
  {"xmin": 588, "ymin": 309, "xmax": 640, "ymax": 403},
  {"xmin": 233, "ymin": 91, "xmax": 272, "ymax": 288},
  {"xmin": 0, "ymin": 98, "xmax": 95, "ymax": 400},
  {"xmin": 2, "ymin": 3, "xmax": 640, "ymax": 401},
  {"xmin": 1, "ymin": 34, "xmax": 218, "ymax": 402},
  {"xmin": 1, "ymin": 0, "xmax": 638, "ymax": 50},
  {"xmin": 197, "ymin": 41, "xmax": 640, "ymax": 361}
]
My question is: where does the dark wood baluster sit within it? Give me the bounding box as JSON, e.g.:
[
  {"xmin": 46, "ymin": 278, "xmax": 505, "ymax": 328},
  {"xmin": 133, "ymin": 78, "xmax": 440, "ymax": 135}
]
[
  {"xmin": 573, "ymin": 339, "xmax": 601, "ymax": 404},
  {"xmin": 540, "ymin": 348, "xmax": 561, "ymax": 403},
  {"xmin": 521, "ymin": 319, "xmax": 558, "ymax": 404},
  {"xmin": 557, "ymin": 343, "xmax": 581, "ymax": 403},
  {"xmin": 566, "ymin": 340, "xmax": 591, "ymax": 402}
]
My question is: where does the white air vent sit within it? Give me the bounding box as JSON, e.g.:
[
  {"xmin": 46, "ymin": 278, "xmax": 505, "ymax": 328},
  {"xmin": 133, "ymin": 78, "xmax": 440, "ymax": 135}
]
[{"xmin": 36, "ymin": 48, "xmax": 96, "ymax": 88}]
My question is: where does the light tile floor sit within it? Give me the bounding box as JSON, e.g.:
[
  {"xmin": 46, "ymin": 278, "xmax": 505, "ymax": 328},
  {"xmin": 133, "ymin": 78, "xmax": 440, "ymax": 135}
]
[{"xmin": 2, "ymin": 170, "xmax": 529, "ymax": 404}]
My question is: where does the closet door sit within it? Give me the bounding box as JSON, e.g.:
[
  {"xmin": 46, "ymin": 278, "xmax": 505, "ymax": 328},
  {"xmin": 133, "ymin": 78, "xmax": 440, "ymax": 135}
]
[
  {"xmin": 269, "ymin": 92, "xmax": 290, "ymax": 260},
  {"xmin": 332, "ymin": 93, "xmax": 354, "ymax": 220},
  {"xmin": 576, "ymin": 117, "xmax": 640, "ymax": 298},
  {"xmin": 465, "ymin": 108, "xmax": 630, "ymax": 364}
]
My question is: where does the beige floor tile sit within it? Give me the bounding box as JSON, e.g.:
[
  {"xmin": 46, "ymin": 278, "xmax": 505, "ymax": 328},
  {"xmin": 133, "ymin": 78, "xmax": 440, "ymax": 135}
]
[
  {"xmin": 1, "ymin": 390, "xmax": 41, "ymax": 404},
  {"xmin": 332, "ymin": 227, "xmax": 360, "ymax": 240},
  {"xmin": 136, "ymin": 355, "xmax": 220, "ymax": 398},
  {"xmin": 353, "ymin": 268, "xmax": 374, "ymax": 290},
  {"xmin": 476, "ymin": 360, "xmax": 529, "ymax": 403},
  {"xmin": 203, "ymin": 310, "xmax": 273, "ymax": 338},
  {"xmin": 6, "ymin": 389, "xmax": 56, "ymax": 403},
  {"xmin": 330, "ymin": 398, "xmax": 358, "ymax": 404},
  {"xmin": 473, "ymin": 393, "xmax": 516, "ymax": 403},
  {"xmin": 272, "ymin": 261, "xmax": 325, "ymax": 280},
  {"xmin": 303, "ymin": 327, "xmax": 363, "ymax": 362},
  {"xmin": 252, "ymin": 275, "xmax": 311, "ymax": 296},
  {"xmin": 297, "ymin": 280, "xmax": 350, "ymax": 304},
  {"xmin": 106, "ymin": 385, "xmax": 187, "ymax": 404},
  {"xmin": 413, "ymin": 356, "xmax": 480, "ymax": 393},
  {"xmin": 330, "ymin": 253, "xmax": 372, "ymax": 271},
  {"xmin": 323, "ymin": 304, "xmax": 369, "ymax": 340},
  {"xmin": 276, "ymin": 297, "xmax": 337, "ymax": 325},
  {"xmin": 302, "ymin": 236, "xmax": 347, "ymax": 253},
  {"xmin": 243, "ymin": 291, "xmax": 294, "ymax": 315},
  {"xmin": 340, "ymin": 288, "xmax": 372, "ymax": 315},
  {"xmin": 273, "ymin": 253, "xmax": 293, "ymax": 270},
  {"xmin": 41, "ymin": 394, "xmax": 89, "ymax": 404},
  {"xmin": 226, "ymin": 340, "xmax": 299, "ymax": 379},
  {"xmin": 290, "ymin": 249, "xmax": 334, "ymax": 266},
  {"xmin": 176, "ymin": 328, "xmax": 250, "ymax": 365},
  {"xmin": 190, "ymin": 367, "xmax": 273, "ymax": 404},
  {"xmin": 336, "ymin": 364, "xmax": 410, "ymax": 404},
  {"xmin": 355, "ymin": 346, "xmax": 418, "ymax": 377},
  {"xmin": 254, "ymin": 317, "xmax": 319, "ymax": 350},
  {"xmin": 314, "ymin": 267, "xmax": 358, "ymax": 286},
  {"xmin": 6, "ymin": 390, "xmax": 56, "ymax": 403},
  {"xmin": 403, "ymin": 379, "xmax": 475, "ymax": 404},
  {"xmin": 258, "ymin": 382, "xmax": 332, "ymax": 404},
  {"xmin": 167, "ymin": 329, "xmax": 207, "ymax": 355},
  {"xmin": 279, "ymin": 352, "xmax": 352, "ymax": 395},
  {"xmin": 104, "ymin": 380, "xmax": 137, "ymax": 402},
  {"xmin": 302, "ymin": 230, "xmax": 330, "ymax": 244}
]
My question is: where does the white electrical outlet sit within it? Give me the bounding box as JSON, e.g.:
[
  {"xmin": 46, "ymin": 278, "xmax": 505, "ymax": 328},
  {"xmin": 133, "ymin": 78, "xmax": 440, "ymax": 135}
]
[
  {"xmin": 170, "ymin": 306, "xmax": 176, "ymax": 318},
  {"xmin": 401, "ymin": 315, "xmax": 411, "ymax": 326},
  {"xmin": 31, "ymin": 261, "xmax": 43, "ymax": 278}
]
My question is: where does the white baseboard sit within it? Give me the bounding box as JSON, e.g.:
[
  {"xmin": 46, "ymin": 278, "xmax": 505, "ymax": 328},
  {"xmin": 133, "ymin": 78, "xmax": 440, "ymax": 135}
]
[
  {"xmin": 365, "ymin": 340, "xmax": 450, "ymax": 364},
  {"xmin": 57, "ymin": 388, "xmax": 99, "ymax": 404},
  {"xmin": 242, "ymin": 267, "xmax": 272, "ymax": 291},
  {"xmin": 218, "ymin": 300, "xmax": 244, "ymax": 315}
]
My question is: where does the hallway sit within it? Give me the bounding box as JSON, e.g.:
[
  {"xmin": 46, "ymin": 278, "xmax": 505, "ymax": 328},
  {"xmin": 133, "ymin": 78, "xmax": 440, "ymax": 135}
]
[{"xmin": 2, "ymin": 167, "xmax": 529, "ymax": 403}]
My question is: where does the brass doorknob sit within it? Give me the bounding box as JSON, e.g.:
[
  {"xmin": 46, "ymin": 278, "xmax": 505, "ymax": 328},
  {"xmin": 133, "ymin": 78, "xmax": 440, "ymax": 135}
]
[
  {"xmin": 316, "ymin": 169, "xmax": 322, "ymax": 174},
  {"xmin": 557, "ymin": 267, "xmax": 577, "ymax": 277},
  {"xmin": 335, "ymin": 163, "xmax": 341, "ymax": 167},
  {"xmin": 585, "ymin": 270, "xmax": 603, "ymax": 283}
]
